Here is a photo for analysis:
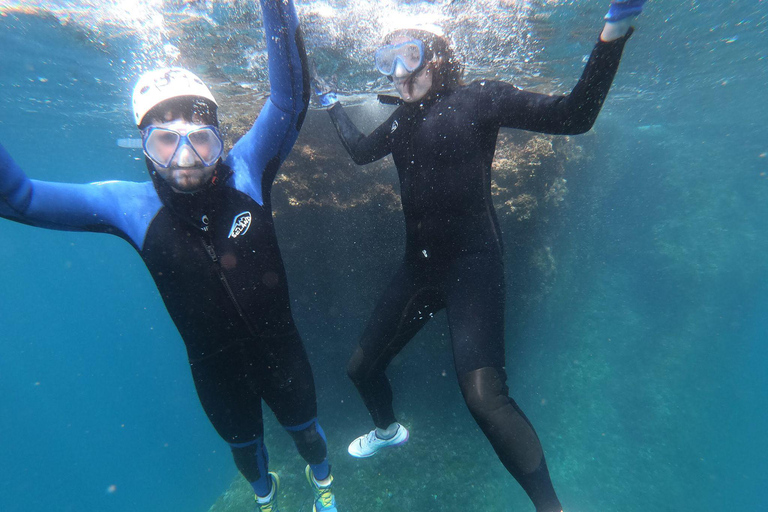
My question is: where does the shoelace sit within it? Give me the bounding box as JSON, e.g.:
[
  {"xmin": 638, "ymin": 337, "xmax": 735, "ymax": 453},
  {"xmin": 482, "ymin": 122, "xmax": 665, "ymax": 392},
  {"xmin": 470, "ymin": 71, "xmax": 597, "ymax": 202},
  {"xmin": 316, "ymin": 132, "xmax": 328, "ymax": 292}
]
[
  {"xmin": 315, "ymin": 485, "xmax": 334, "ymax": 508},
  {"xmin": 365, "ymin": 430, "xmax": 379, "ymax": 446}
]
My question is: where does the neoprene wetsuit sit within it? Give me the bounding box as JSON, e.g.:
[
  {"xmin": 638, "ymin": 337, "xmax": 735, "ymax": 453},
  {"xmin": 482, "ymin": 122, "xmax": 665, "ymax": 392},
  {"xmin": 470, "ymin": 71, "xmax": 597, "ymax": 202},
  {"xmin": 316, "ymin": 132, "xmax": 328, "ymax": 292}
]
[
  {"xmin": 328, "ymin": 31, "xmax": 632, "ymax": 512},
  {"xmin": 0, "ymin": 0, "xmax": 326, "ymax": 494}
]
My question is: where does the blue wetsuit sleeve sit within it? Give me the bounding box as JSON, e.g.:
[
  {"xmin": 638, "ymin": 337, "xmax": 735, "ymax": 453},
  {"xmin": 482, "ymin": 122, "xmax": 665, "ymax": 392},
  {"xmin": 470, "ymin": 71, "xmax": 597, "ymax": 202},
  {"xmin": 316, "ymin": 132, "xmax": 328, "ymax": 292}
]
[
  {"xmin": 326, "ymin": 103, "xmax": 395, "ymax": 165},
  {"xmin": 479, "ymin": 31, "xmax": 632, "ymax": 135},
  {"xmin": 226, "ymin": 0, "xmax": 309, "ymax": 205},
  {"xmin": 0, "ymin": 142, "xmax": 160, "ymax": 250}
]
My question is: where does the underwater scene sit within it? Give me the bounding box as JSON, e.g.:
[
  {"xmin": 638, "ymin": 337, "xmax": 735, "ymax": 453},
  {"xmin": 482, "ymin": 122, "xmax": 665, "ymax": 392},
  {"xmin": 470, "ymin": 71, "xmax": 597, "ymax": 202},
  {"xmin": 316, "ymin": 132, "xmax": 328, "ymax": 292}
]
[{"xmin": 0, "ymin": 0, "xmax": 766, "ymax": 511}]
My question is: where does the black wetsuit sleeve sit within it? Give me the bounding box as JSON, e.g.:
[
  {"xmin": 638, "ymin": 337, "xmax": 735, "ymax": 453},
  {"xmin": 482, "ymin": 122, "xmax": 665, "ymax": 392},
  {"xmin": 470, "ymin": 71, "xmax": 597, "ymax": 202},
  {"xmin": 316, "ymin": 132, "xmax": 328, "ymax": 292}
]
[
  {"xmin": 327, "ymin": 103, "xmax": 395, "ymax": 165},
  {"xmin": 480, "ymin": 30, "xmax": 632, "ymax": 135}
]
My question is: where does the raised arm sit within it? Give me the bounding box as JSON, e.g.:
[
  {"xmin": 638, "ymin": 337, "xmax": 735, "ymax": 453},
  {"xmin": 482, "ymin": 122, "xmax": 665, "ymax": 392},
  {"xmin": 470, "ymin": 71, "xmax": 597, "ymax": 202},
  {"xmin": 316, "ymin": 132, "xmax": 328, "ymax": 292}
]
[
  {"xmin": 480, "ymin": 0, "xmax": 644, "ymax": 135},
  {"xmin": 227, "ymin": 0, "xmax": 309, "ymax": 196},
  {"xmin": 480, "ymin": 29, "xmax": 632, "ymax": 135},
  {"xmin": 0, "ymin": 142, "xmax": 159, "ymax": 250},
  {"xmin": 326, "ymin": 103, "xmax": 395, "ymax": 165}
]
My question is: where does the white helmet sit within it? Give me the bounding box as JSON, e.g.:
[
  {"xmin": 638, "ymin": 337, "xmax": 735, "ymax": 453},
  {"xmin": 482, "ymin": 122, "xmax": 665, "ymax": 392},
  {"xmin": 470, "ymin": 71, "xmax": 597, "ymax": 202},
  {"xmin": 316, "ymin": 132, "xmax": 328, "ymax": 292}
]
[
  {"xmin": 405, "ymin": 23, "xmax": 446, "ymax": 37},
  {"xmin": 385, "ymin": 23, "xmax": 446, "ymax": 39},
  {"xmin": 132, "ymin": 67, "xmax": 218, "ymax": 127}
]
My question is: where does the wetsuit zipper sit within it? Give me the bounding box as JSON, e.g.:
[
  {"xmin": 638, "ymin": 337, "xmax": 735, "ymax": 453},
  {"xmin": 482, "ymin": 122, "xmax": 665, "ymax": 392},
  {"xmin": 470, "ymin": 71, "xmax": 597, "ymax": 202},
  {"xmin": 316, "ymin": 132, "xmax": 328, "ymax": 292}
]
[
  {"xmin": 402, "ymin": 109, "xmax": 425, "ymax": 258},
  {"xmin": 201, "ymin": 237, "xmax": 259, "ymax": 337}
]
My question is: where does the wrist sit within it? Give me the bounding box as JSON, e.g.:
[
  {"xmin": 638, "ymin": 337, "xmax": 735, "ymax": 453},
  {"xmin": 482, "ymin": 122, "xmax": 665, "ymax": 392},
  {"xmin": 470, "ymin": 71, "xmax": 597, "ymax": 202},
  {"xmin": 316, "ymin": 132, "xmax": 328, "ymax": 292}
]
[
  {"xmin": 319, "ymin": 91, "xmax": 339, "ymax": 108},
  {"xmin": 600, "ymin": 19, "xmax": 632, "ymax": 42}
]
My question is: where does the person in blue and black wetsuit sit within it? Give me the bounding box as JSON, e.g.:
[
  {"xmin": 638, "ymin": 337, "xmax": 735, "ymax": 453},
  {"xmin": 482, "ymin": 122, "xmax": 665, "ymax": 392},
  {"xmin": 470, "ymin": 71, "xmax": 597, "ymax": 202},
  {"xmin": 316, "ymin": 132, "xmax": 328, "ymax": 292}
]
[
  {"xmin": 314, "ymin": 1, "xmax": 648, "ymax": 511},
  {"xmin": 0, "ymin": 1, "xmax": 336, "ymax": 511}
]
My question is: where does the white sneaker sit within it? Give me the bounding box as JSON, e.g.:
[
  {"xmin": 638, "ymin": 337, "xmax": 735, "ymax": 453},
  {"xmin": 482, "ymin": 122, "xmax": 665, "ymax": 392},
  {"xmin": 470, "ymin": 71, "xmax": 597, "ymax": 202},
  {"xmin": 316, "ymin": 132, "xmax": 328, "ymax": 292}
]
[{"xmin": 347, "ymin": 424, "xmax": 409, "ymax": 458}]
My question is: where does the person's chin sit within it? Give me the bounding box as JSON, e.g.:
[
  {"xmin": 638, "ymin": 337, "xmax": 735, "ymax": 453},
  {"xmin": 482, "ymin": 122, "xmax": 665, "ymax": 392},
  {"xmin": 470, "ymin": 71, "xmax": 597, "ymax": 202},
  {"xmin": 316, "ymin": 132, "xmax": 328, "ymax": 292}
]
[
  {"xmin": 172, "ymin": 181, "xmax": 203, "ymax": 193},
  {"xmin": 171, "ymin": 170, "xmax": 208, "ymax": 192},
  {"xmin": 397, "ymin": 89, "xmax": 416, "ymax": 103},
  {"xmin": 397, "ymin": 86, "xmax": 425, "ymax": 103}
]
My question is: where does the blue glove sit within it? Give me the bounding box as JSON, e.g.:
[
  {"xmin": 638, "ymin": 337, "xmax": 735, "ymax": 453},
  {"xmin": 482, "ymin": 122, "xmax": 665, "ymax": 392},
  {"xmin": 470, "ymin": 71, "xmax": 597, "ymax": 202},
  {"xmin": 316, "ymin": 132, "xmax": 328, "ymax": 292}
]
[
  {"xmin": 604, "ymin": 0, "xmax": 647, "ymax": 22},
  {"xmin": 310, "ymin": 65, "xmax": 339, "ymax": 108},
  {"xmin": 316, "ymin": 88, "xmax": 339, "ymax": 108}
]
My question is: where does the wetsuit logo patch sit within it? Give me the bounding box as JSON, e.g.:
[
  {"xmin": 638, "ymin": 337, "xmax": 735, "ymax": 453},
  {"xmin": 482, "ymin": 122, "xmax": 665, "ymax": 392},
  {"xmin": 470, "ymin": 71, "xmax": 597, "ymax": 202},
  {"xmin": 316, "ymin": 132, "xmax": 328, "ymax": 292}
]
[
  {"xmin": 228, "ymin": 211, "xmax": 252, "ymax": 238},
  {"xmin": 391, "ymin": 120, "xmax": 399, "ymax": 133}
]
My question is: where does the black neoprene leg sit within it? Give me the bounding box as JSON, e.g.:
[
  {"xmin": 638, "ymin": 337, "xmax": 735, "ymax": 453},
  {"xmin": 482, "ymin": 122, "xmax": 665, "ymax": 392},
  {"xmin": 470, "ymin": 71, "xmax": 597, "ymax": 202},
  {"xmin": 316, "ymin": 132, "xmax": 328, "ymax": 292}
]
[
  {"xmin": 446, "ymin": 252, "xmax": 562, "ymax": 512},
  {"xmin": 188, "ymin": 341, "xmax": 268, "ymax": 484},
  {"xmin": 259, "ymin": 330, "xmax": 327, "ymax": 465},
  {"xmin": 231, "ymin": 438, "xmax": 269, "ymax": 484},
  {"xmin": 348, "ymin": 260, "xmax": 443, "ymax": 429},
  {"xmin": 189, "ymin": 342, "xmax": 266, "ymax": 444},
  {"xmin": 459, "ymin": 368, "xmax": 562, "ymax": 512},
  {"xmin": 189, "ymin": 329, "xmax": 324, "ymax": 486}
]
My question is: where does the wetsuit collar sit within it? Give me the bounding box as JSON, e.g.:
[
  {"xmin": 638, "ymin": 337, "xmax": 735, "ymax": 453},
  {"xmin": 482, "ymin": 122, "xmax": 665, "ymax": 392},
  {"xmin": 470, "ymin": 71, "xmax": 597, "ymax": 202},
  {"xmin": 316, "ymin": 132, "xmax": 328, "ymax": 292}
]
[
  {"xmin": 378, "ymin": 89, "xmax": 445, "ymax": 109},
  {"xmin": 378, "ymin": 94, "xmax": 404, "ymax": 106}
]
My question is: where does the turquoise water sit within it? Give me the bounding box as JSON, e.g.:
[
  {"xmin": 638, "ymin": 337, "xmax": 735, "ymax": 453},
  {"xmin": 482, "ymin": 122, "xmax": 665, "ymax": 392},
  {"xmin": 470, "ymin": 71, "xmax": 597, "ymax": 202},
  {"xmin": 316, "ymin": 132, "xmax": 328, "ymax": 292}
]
[{"xmin": 1, "ymin": 1, "xmax": 767, "ymax": 511}]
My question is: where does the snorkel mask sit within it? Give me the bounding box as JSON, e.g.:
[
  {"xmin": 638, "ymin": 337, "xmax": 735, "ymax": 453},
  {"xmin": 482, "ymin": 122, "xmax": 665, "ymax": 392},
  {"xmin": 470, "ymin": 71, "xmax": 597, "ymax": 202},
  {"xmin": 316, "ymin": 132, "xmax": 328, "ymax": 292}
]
[
  {"xmin": 141, "ymin": 124, "xmax": 224, "ymax": 169},
  {"xmin": 375, "ymin": 39, "xmax": 428, "ymax": 77}
]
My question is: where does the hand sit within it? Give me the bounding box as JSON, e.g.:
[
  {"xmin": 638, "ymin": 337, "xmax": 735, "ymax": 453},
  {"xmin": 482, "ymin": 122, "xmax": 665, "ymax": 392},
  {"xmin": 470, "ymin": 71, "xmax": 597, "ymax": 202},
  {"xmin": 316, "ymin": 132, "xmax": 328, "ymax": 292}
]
[
  {"xmin": 315, "ymin": 88, "xmax": 339, "ymax": 108},
  {"xmin": 604, "ymin": 0, "xmax": 647, "ymax": 22},
  {"xmin": 311, "ymin": 68, "xmax": 339, "ymax": 108}
]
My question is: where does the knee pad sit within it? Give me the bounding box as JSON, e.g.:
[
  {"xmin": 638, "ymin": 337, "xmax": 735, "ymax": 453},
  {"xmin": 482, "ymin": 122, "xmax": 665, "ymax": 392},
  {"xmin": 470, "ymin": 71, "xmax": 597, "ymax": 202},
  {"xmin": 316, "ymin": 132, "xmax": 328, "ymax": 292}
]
[
  {"xmin": 459, "ymin": 366, "xmax": 511, "ymax": 420},
  {"xmin": 230, "ymin": 438, "xmax": 267, "ymax": 483},
  {"xmin": 285, "ymin": 420, "xmax": 327, "ymax": 465}
]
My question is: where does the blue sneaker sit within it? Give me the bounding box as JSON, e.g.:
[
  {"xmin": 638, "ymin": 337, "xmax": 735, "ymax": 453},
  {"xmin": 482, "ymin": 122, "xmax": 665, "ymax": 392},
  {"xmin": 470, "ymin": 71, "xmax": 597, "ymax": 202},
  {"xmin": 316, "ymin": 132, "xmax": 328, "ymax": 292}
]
[
  {"xmin": 255, "ymin": 472, "xmax": 280, "ymax": 512},
  {"xmin": 305, "ymin": 465, "xmax": 337, "ymax": 512}
]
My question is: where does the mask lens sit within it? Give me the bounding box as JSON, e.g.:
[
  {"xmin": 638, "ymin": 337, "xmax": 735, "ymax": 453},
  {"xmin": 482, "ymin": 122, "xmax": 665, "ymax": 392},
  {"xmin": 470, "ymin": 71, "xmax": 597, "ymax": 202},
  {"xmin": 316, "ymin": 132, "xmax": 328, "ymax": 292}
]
[
  {"xmin": 375, "ymin": 47, "xmax": 397, "ymax": 75},
  {"xmin": 144, "ymin": 128, "xmax": 180, "ymax": 167},
  {"xmin": 400, "ymin": 43, "xmax": 423, "ymax": 71},
  {"xmin": 188, "ymin": 127, "xmax": 223, "ymax": 165},
  {"xmin": 375, "ymin": 40, "xmax": 424, "ymax": 76}
]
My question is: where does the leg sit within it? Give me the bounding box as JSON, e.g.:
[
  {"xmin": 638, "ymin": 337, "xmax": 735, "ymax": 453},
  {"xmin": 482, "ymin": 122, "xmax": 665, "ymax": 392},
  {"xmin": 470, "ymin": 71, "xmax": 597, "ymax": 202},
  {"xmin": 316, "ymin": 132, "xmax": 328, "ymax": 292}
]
[
  {"xmin": 188, "ymin": 342, "xmax": 273, "ymax": 497},
  {"xmin": 259, "ymin": 330, "xmax": 338, "ymax": 511},
  {"xmin": 446, "ymin": 252, "xmax": 562, "ymax": 512},
  {"xmin": 347, "ymin": 260, "xmax": 443, "ymax": 429},
  {"xmin": 258, "ymin": 330, "xmax": 329, "ymax": 480}
]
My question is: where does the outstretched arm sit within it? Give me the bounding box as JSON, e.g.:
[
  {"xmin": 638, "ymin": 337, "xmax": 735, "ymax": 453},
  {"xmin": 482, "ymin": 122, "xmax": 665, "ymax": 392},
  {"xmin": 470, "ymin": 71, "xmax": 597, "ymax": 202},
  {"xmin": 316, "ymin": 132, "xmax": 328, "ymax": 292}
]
[
  {"xmin": 481, "ymin": 0, "xmax": 645, "ymax": 135},
  {"xmin": 227, "ymin": 0, "xmax": 310, "ymax": 198},
  {"xmin": 326, "ymin": 103, "xmax": 395, "ymax": 165},
  {"xmin": 311, "ymin": 63, "xmax": 393, "ymax": 165},
  {"xmin": 0, "ymin": 142, "xmax": 159, "ymax": 250}
]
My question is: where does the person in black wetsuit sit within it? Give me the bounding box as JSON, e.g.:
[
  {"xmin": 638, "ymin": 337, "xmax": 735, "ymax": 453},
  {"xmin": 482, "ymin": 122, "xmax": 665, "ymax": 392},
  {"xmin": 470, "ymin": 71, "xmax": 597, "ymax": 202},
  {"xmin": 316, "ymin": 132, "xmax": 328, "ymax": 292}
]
[
  {"xmin": 0, "ymin": 2, "xmax": 337, "ymax": 511},
  {"xmin": 315, "ymin": 1, "xmax": 647, "ymax": 511}
]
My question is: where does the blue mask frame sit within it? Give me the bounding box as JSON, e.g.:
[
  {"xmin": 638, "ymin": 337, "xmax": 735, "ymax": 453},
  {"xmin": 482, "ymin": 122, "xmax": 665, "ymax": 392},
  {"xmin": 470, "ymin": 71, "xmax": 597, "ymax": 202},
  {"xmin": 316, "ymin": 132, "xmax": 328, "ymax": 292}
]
[
  {"xmin": 141, "ymin": 125, "xmax": 223, "ymax": 168},
  {"xmin": 374, "ymin": 39, "xmax": 426, "ymax": 76}
]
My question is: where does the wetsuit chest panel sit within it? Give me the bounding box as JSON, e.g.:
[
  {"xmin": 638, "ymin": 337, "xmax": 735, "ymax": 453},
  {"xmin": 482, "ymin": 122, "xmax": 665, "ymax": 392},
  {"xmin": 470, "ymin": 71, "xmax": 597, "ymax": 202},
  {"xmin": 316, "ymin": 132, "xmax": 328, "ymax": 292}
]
[
  {"xmin": 140, "ymin": 187, "xmax": 293, "ymax": 359},
  {"xmin": 389, "ymin": 86, "xmax": 502, "ymax": 257},
  {"xmin": 411, "ymin": 95, "xmax": 491, "ymax": 166}
]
